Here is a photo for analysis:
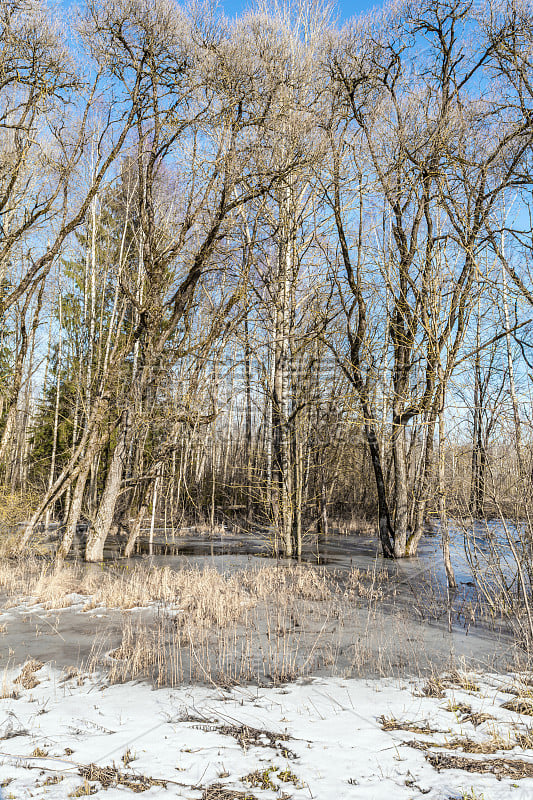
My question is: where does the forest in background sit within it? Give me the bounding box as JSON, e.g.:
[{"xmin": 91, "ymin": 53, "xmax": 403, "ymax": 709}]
[{"xmin": 1, "ymin": 0, "xmax": 533, "ymax": 569}]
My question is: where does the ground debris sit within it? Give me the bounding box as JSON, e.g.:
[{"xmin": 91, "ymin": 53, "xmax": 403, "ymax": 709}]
[
  {"xmin": 445, "ymin": 701, "xmax": 472, "ymax": 715},
  {"xmin": 0, "ymin": 719, "xmax": 28, "ymax": 740},
  {"xmin": 404, "ymin": 729, "xmax": 531, "ymax": 756},
  {"xmin": 379, "ymin": 714, "xmax": 440, "ymax": 734},
  {"xmin": 419, "ymin": 671, "xmax": 480, "ymax": 700},
  {"xmin": 403, "ymin": 739, "xmax": 436, "ymax": 751},
  {"xmin": 242, "ymin": 765, "xmax": 302, "ymax": 790},
  {"xmin": 201, "ymin": 784, "xmax": 258, "ymax": 800},
  {"xmin": 79, "ymin": 763, "xmax": 167, "ymax": 792},
  {"xmin": 426, "ymin": 751, "xmax": 533, "ymax": 778},
  {"xmin": 462, "ymin": 711, "xmax": 494, "ymax": 727},
  {"xmin": 196, "ymin": 721, "xmax": 292, "ymax": 751}
]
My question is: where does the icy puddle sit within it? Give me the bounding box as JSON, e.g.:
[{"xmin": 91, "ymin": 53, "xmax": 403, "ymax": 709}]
[
  {"xmin": 0, "ymin": 552, "xmax": 517, "ymax": 683},
  {"xmin": 1, "ymin": 663, "xmax": 533, "ymax": 799}
]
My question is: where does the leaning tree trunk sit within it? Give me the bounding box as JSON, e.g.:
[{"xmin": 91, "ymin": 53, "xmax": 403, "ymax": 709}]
[
  {"xmin": 56, "ymin": 422, "xmax": 103, "ymax": 560},
  {"xmin": 57, "ymin": 463, "xmax": 92, "ymax": 560},
  {"xmin": 20, "ymin": 394, "xmax": 110, "ymax": 549},
  {"xmin": 85, "ymin": 410, "xmax": 130, "ymax": 562}
]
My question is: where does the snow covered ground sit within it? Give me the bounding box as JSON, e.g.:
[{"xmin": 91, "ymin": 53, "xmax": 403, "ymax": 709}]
[{"xmin": 1, "ymin": 663, "xmax": 533, "ymax": 799}]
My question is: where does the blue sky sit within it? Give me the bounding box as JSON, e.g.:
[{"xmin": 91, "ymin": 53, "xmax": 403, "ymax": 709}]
[
  {"xmin": 60, "ymin": 0, "xmax": 381, "ymax": 26},
  {"xmin": 218, "ymin": 0, "xmax": 380, "ymax": 24}
]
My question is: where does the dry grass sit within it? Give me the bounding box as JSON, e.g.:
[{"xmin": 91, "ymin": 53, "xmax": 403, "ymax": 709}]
[
  {"xmin": 420, "ymin": 670, "xmax": 482, "ymax": 700},
  {"xmin": 14, "ymin": 659, "xmax": 43, "ymax": 689},
  {"xmin": 435, "ymin": 731, "xmax": 514, "ymax": 754},
  {"xmin": 446, "ymin": 701, "xmax": 472, "ymax": 715},
  {"xmin": 513, "ymin": 726, "xmax": 533, "ymax": 748},
  {"xmin": 20, "ymin": 561, "xmax": 338, "ymax": 686},
  {"xmin": 345, "ymin": 567, "xmax": 386, "ymax": 601},
  {"xmin": 502, "ymin": 697, "xmax": 533, "ymax": 715},
  {"xmin": 241, "ymin": 564, "xmax": 332, "ymax": 602},
  {"xmin": 462, "ymin": 711, "xmax": 494, "ymax": 727},
  {"xmin": 0, "ymin": 557, "xmax": 387, "ymax": 685},
  {"xmin": 0, "ymin": 559, "xmax": 331, "ymax": 613},
  {"xmin": 241, "ymin": 765, "xmax": 302, "ymax": 791},
  {"xmin": 0, "ymin": 553, "xmax": 510, "ymax": 688},
  {"xmin": 69, "ymin": 779, "xmax": 98, "ymax": 797},
  {"xmin": 97, "ymin": 604, "xmax": 325, "ymax": 688},
  {"xmin": 91, "ymin": 577, "xmax": 436, "ymax": 688},
  {"xmin": 445, "ymin": 669, "xmax": 480, "ymax": 692},
  {"xmin": 421, "ymin": 675, "xmax": 447, "ymax": 698},
  {"xmin": 427, "ymin": 751, "xmax": 533, "ymax": 778},
  {"xmin": 20, "ymin": 558, "xmax": 392, "ymax": 686}
]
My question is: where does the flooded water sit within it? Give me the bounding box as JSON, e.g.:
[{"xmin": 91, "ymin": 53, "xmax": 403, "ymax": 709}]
[
  {"xmin": 114, "ymin": 518, "xmax": 524, "ymax": 598},
  {"xmin": 62, "ymin": 517, "xmax": 511, "ymax": 577},
  {"xmin": 1, "ymin": 519, "xmax": 526, "ymax": 682},
  {"xmin": 57, "ymin": 517, "xmax": 527, "ymax": 629}
]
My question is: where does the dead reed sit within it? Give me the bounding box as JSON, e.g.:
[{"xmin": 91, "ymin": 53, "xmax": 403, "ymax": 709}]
[{"xmin": 0, "ymin": 554, "xmax": 519, "ymax": 687}]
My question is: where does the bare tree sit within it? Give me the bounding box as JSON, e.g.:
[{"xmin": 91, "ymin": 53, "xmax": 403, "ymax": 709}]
[{"xmin": 323, "ymin": 0, "xmax": 533, "ymax": 557}]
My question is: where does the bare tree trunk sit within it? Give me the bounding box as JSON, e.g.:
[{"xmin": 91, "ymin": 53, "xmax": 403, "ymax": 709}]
[
  {"xmin": 57, "ymin": 460, "xmax": 92, "ymax": 560},
  {"xmin": 438, "ymin": 382, "xmax": 456, "ymax": 589},
  {"xmin": 469, "ymin": 322, "xmax": 485, "ymax": 518},
  {"xmin": 392, "ymin": 415, "xmax": 409, "ymax": 557},
  {"xmin": 244, "ymin": 312, "xmax": 253, "ymax": 519},
  {"xmin": 407, "ymin": 412, "xmax": 437, "ymax": 556},
  {"xmin": 124, "ymin": 500, "xmax": 149, "ymax": 557},
  {"xmin": 0, "ymin": 280, "xmax": 44, "ymax": 485},
  {"xmin": 210, "ymin": 358, "xmax": 218, "ymax": 532},
  {"xmin": 293, "ymin": 421, "xmax": 303, "ymax": 558},
  {"xmin": 271, "ymin": 180, "xmax": 295, "ymax": 557},
  {"xmin": 149, "ymin": 465, "xmax": 161, "ymax": 557},
  {"xmin": 45, "ymin": 289, "xmax": 63, "ymax": 531},
  {"xmin": 0, "ymin": 295, "xmax": 32, "ymax": 469},
  {"xmin": 85, "ymin": 409, "xmax": 130, "ymax": 562},
  {"xmin": 501, "ymin": 252, "xmax": 523, "ymax": 476}
]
